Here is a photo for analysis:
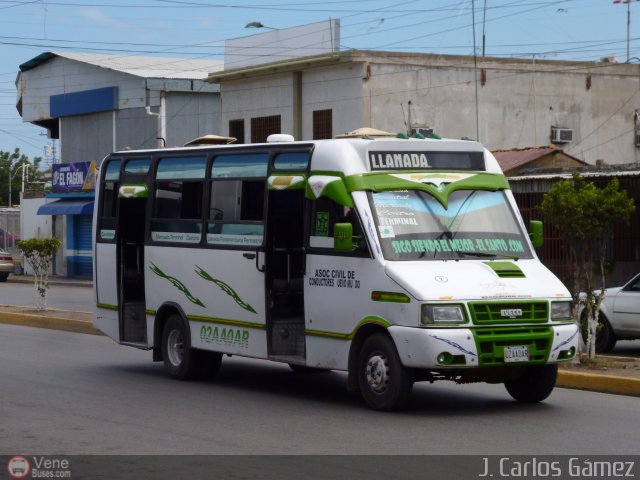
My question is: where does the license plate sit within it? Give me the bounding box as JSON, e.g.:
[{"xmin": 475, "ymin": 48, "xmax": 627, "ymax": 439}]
[{"xmin": 504, "ymin": 345, "xmax": 530, "ymax": 363}]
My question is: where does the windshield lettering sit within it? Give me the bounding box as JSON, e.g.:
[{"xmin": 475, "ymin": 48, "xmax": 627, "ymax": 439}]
[{"xmin": 370, "ymin": 189, "xmax": 532, "ymax": 261}]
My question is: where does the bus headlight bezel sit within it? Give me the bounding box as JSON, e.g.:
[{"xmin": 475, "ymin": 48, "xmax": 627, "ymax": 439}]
[
  {"xmin": 421, "ymin": 304, "xmax": 467, "ymax": 325},
  {"xmin": 550, "ymin": 301, "xmax": 572, "ymax": 321}
]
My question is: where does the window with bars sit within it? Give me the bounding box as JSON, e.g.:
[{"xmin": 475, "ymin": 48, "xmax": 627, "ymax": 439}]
[
  {"xmin": 251, "ymin": 115, "xmax": 281, "ymax": 143},
  {"xmin": 229, "ymin": 119, "xmax": 245, "ymax": 144},
  {"xmin": 313, "ymin": 109, "xmax": 333, "ymax": 140}
]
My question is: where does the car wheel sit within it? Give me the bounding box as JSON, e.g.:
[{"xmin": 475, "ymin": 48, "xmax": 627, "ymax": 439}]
[
  {"xmin": 595, "ymin": 314, "xmax": 617, "ymax": 353},
  {"xmin": 0, "ymin": 273, "xmax": 8, "ymax": 282},
  {"xmin": 357, "ymin": 333, "xmax": 413, "ymax": 411},
  {"xmin": 504, "ymin": 364, "xmax": 557, "ymax": 403},
  {"xmin": 162, "ymin": 315, "xmax": 222, "ymax": 380}
]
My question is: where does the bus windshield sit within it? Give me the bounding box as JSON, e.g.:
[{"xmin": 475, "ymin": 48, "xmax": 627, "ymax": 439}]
[{"xmin": 369, "ymin": 189, "xmax": 533, "ymax": 261}]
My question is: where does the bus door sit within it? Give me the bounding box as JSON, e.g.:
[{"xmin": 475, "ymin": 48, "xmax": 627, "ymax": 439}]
[
  {"xmin": 116, "ymin": 164, "xmax": 151, "ymax": 345},
  {"xmin": 265, "ymin": 188, "xmax": 306, "ymax": 360}
]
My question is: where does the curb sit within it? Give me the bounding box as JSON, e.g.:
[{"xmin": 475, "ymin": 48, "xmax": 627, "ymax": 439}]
[
  {"xmin": 557, "ymin": 370, "xmax": 640, "ymax": 397},
  {"xmin": 0, "ymin": 310, "xmax": 101, "ymax": 336},
  {"xmin": 7, "ymin": 276, "xmax": 92, "ymax": 288}
]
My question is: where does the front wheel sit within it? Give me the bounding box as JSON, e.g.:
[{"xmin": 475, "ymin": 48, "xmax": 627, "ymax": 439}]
[
  {"xmin": 162, "ymin": 315, "xmax": 222, "ymax": 380},
  {"xmin": 357, "ymin": 333, "xmax": 413, "ymax": 411},
  {"xmin": 504, "ymin": 364, "xmax": 557, "ymax": 403},
  {"xmin": 0, "ymin": 273, "xmax": 8, "ymax": 282}
]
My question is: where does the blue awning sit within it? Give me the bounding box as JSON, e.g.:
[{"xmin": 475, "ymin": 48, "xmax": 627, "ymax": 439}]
[{"xmin": 37, "ymin": 199, "xmax": 94, "ymax": 215}]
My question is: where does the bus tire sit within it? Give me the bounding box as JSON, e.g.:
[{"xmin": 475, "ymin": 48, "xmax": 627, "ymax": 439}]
[
  {"xmin": 357, "ymin": 333, "xmax": 413, "ymax": 411},
  {"xmin": 504, "ymin": 364, "xmax": 557, "ymax": 403},
  {"xmin": 162, "ymin": 314, "xmax": 219, "ymax": 380}
]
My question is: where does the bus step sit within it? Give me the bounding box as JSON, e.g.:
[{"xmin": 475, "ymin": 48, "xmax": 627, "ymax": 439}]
[{"xmin": 270, "ymin": 319, "xmax": 305, "ymax": 356}]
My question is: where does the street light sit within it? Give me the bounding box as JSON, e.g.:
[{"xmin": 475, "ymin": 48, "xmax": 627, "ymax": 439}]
[
  {"xmin": 7, "ymin": 163, "xmax": 30, "ymax": 208},
  {"xmin": 244, "ymin": 21, "xmax": 277, "ymax": 30}
]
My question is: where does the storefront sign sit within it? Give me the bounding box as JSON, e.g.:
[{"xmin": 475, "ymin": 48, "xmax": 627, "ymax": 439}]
[{"xmin": 52, "ymin": 161, "xmax": 96, "ymax": 192}]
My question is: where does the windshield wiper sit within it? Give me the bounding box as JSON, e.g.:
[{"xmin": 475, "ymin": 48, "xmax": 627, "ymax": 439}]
[{"xmin": 457, "ymin": 251, "xmax": 520, "ymax": 260}]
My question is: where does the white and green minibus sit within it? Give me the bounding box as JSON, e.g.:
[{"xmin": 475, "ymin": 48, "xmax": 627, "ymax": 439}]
[{"xmin": 93, "ymin": 133, "xmax": 578, "ymax": 411}]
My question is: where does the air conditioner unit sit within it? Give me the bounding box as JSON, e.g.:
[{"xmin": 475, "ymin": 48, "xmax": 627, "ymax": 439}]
[{"xmin": 551, "ymin": 127, "xmax": 573, "ymax": 144}]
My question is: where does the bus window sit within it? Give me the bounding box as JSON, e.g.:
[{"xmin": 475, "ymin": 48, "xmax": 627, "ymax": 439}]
[
  {"xmin": 273, "ymin": 152, "xmax": 309, "ymax": 170},
  {"xmin": 124, "ymin": 158, "xmax": 151, "ymax": 174},
  {"xmin": 211, "ymin": 153, "xmax": 267, "ymax": 178},
  {"xmin": 98, "ymin": 159, "xmax": 121, "ymax": 241},
  {"xmin": 309, "ymin": 197, "xmax": 367, "ymax": 255},
  {"xmin": 207, "ymin": 180, "xmax": 265, "ymax": 246},
  {"xmin": 206, "ymin": 154, "xmax": 267, "ymax": 247},
  {"xmin": 150, "ymin": 156, "xmax": 206, "ymax": 244},
  {"xmin": 156, "ymin": 156, "xmax": 206, "ymax": 179}
]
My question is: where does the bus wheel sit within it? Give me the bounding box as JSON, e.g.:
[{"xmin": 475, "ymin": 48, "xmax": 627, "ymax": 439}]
[
  {"xmin": 162, "ymin": 315, "xmax": 221, "ymax": 380},
  {"xmin": 504, "ymin": 364, "xmax": 557, "ymax": 403},
  {"xmin": 357, "ymin": 333, "xmax": 413, "ymax": 411}
]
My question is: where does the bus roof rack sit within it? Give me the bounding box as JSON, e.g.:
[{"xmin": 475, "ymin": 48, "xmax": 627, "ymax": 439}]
[
  {"xmin": 335, "ymin": 127, "xmax": 396, "ymax": 139},
  {"xmin": 184, "ymin": 135, "xmax": 237, "ymax": 146}
]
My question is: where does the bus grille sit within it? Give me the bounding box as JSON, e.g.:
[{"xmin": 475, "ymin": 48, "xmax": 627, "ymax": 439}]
[
  {"xmin": 468, "ymin": 301, "xmax": 548, "ymax": 325},
  {"xmin": 472, "ymin": 326, "xmax": 552, "ymax": 367}
]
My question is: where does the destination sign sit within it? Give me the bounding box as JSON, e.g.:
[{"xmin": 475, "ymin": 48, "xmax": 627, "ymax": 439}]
[{"xmin": 368, "ymin": 151, "xmax": 485, "ymax": 171}]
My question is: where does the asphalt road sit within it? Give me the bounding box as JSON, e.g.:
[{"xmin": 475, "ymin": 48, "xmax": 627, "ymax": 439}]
[{"xmin": 2, "ymin": 323, "xmax": 640, "ymax": 457}]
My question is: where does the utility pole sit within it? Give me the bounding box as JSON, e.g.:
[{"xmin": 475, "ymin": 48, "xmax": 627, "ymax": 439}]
[{"xmin": 614, "ymin": 0, "xmax": 636, "ymax": 63}]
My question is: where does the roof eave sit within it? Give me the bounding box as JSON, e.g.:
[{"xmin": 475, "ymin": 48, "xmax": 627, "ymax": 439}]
[{"xmin": 205, "ymin": 50, "xmax": 364, "ymax": 83}]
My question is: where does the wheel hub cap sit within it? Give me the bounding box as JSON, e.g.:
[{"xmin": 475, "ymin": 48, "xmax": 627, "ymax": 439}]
[
  {"xmin": 167, "ymin": 329, "xmax": 184, "ymax": 367},
  {"xmin": 365, "ymin": 354, "xmax": 389, "ymax": 393}
]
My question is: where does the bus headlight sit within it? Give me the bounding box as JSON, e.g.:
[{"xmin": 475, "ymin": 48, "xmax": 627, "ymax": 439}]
[
  {"xmin": 421, "ymin": 305, "xmax": 466, "ymax": 325},
  {"xmin": 551, "ymin": 301, "xmax": 572, "ymax": 320}
]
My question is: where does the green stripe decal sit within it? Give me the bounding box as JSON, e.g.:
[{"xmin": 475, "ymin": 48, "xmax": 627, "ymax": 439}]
[
  {"xmin": 187, "ymin": 314, "xmax": 265, "ymax": 330},
  {"xmin": 96, "ymin": 303, "xmax": 118, "ymax": 311},
  {"xmin": 195, "ymin": 265, "xmax": 257, "ymax": 314},
  {"xmin": 149, "ymin": 263, "xmax": 205, "ymax": 308},
  {"xmin": 305, "ymin": 316, "xmax": 392, "ymax": 340},
  {"xmin": 344, "ymin": 172, "xmax": 509, "ymax": 208}
]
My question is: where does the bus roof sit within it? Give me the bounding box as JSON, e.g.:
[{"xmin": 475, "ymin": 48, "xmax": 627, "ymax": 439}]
[{"xmin": 107, "ymin": 137, "xmax": 502, "ymax": 175}]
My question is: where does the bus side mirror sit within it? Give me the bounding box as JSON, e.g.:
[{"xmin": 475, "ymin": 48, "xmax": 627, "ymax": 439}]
[
  {"xmin": 334, "ymin": 223, "xmax": 353, "ymax": 252},
  {"xmin": 529, "ymin": 220, "xmax": 543, "ymax": 248}
]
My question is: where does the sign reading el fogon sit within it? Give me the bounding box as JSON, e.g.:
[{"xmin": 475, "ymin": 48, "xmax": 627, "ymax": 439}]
[{"xmin": 52, "ymin": 161, "xmax": 96, "ymax": 193}]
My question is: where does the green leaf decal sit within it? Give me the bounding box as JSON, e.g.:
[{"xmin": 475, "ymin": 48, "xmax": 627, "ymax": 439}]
[
  {"xmin": 149, "ymin": 263, "xmax": 205, "ymax": 308},
  {"xmin": 195, "ymin": 265, "xmax": 257, "ymax": 314}
]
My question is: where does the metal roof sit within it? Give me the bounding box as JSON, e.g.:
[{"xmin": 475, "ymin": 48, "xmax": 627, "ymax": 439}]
[
  {"xmin": 19, "ymin": 51, "xmax": 223, "ymax": 80},
  {"xmin": 492, "ymin": 146, "xmax": 587, "ymax": 174}
]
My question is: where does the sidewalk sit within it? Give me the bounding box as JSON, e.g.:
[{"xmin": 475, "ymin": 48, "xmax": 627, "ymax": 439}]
[
  {"xmin": 7, "ymin": 274, "xmax": 92, "ymax": 288},
  {"xmin": 0, "ymin": 302, "xmax": 638, "ymax": 398}
]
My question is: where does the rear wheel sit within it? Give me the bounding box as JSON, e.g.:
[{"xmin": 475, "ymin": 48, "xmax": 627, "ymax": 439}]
[
  {"xmin": 595, "ymin": 314, "xmax": 617, "ymax": 353},
  {"xmin": 504, "ymin": 364, "xmax": 557, "ymax": 403},
  {"xmin": 162, "ymin": 315, "xmax": 222, "ymax": 380},
  {"xmin": 357, "ymin": 333, "xmax": 413, "ymax": 411}
]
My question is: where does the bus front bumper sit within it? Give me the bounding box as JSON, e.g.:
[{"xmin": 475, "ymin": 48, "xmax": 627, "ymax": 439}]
[{"xmin": 388, "ymin": 323, "xmax": 579, "ymax": 369}]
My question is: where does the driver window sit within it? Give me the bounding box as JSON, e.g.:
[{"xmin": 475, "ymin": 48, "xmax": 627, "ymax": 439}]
[{"xmin": 309, "ymin": 197, "xmax": 367, "ymax": 255}]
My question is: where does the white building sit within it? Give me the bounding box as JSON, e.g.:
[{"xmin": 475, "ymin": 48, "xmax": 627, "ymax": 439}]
[
  {"xmin": 16, "ymin": 52, "xmax": 223, "ymax": 277},
  {"xmin": 208, "ymin": 48, "xmax": 640, "ymax": 166}
]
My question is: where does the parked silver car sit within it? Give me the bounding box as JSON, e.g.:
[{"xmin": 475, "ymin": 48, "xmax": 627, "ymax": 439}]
[
  {"xmin": 591, "ymin": 273, "xmax": 640, "ymax": 353},
  {"xmin": 0, "ymin": 248, "xmax": 14, "ymax": 282}
]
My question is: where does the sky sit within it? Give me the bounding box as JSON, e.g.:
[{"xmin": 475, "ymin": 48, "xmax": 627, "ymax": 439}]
[{"xmin": 0, "ymin": 0, "xmax": 636, "ymax": 166}]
